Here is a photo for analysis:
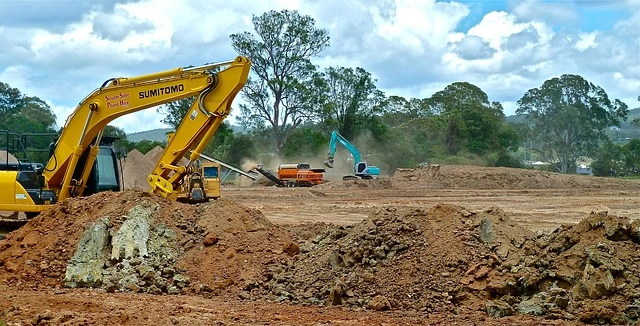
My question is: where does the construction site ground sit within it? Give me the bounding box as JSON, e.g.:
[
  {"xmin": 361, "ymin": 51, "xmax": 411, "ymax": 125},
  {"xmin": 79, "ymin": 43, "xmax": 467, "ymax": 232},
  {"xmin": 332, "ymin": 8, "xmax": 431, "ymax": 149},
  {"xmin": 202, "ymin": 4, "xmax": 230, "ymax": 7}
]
[{"xmin": 2, "ymin": 164, "xmax": 640, "ymax": 325}]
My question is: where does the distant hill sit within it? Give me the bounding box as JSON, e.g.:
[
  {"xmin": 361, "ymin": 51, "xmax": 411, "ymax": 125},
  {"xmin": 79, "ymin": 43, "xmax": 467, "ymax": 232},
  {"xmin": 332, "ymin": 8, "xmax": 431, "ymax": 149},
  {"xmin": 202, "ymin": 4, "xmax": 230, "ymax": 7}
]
[
  {"xmin": 126, "ymin": 124, "xmax": 246, "ymax": 143},
  {"xmin": 505, "ymin": 108, "xmax": 640, "ymax": 142},
  {"xmin": 127, "ymin": 128, "xmax": 172, "ymax": 143},
  {"xmin": 505, "ymin": 114, "xmax": 526, "ymax": 124}
]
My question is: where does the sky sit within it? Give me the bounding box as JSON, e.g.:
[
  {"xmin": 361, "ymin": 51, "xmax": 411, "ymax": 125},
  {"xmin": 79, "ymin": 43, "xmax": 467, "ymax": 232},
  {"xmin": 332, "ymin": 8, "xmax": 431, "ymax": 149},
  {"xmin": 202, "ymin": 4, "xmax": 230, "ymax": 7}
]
[{"xmin": 0, "ymin": 0, "xmax": 638, "ymax": 134}]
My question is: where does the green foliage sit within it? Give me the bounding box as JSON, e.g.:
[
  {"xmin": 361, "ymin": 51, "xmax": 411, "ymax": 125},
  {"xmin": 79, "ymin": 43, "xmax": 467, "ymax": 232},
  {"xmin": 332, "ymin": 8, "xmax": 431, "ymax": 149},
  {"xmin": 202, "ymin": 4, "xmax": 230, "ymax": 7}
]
[
  {"xmin": 202, "ymin": 122, "xmax": 256, "ymax": 166},
  {"xmin": 282, "ymin": 125, "xmax": 326, "ymax": 160},
  {"xmin": 20, "ymin": 132, "xmax": 57, "ymax": 164},
  {"xmin": 102, "ymin": 125, "xmax": 132, "ymax": 156},
  {"xmin": 491, "ymin": 152, "xmax": 523, "ymax": 168},
  {"xmin": 0, "ymin": 81, "xmax": 23, "ymax": 125},
  {"xmin": 623, "ymin": 138, "xmax": 640, "ymax": 174},
  {"xmin": 0, "ymin": 81, "xmax": 59, "ymax": 163},
  {"xmin": 157, "ymin": 97, "xmax": 195, "ymax": 129},
  {"xmin": 132, "ymin": 140, "xmax": 166, "ymax": 154},
  {"xmin": 432, "ymin": 152, "xmax": 488, "ymax": 166},
  {"xmin": 318, "ymin": 66, "xmax": 385, "ymax": 140},
  {"xmin": 591, "ymin": 141, "xmax": 624, "ymax": 176},
  {"xmin": 427, "ymin": 82, "xmax": 511, "ymax": 156},
  {"xmin": 591, "ymin": 139, "xmax": 640, "ymax": 177},
  {"xmin": 0, "ymin": 82, "xmax": 57, "ymax": 133},
  {"xmin": 223, "ymin": 133, "xmax": 256, "ymax": 166},
  {"xmin": 375, "ymin": 128, "xmax": 422, "ymax": 170},
  {"xmin": 231, "ymin": 9, "xmax": 330, "ymax": 158},
  {"xmin": 103, "ymin": 125, "xmax": 127, "ymax": 139},
  {"xmin": 368, "ymin": 82, "xmax": 519, "ymax": 171},
  {"xmin": 517, "ymin": 74, "xmax": 628, "ymax": 173},
  {"xmin": 207, "ymin": 122, "xmax": 234, "ymax": 152}
]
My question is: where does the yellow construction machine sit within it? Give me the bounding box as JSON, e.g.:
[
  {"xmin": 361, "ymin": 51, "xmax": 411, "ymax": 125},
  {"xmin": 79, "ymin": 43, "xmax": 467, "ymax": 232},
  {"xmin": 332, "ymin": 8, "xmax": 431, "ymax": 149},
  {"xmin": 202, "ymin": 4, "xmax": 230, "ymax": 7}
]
[
  {"xmin": 176, "ymin": 160, "xmax": 221, "ymax": 203},
  {"xmin": 0, "ymin": 56, "xmax": 251, "ymax": 216},
  {"xmin": 162, "ymin": 131, "xmax": 222, "ymax": 203}
]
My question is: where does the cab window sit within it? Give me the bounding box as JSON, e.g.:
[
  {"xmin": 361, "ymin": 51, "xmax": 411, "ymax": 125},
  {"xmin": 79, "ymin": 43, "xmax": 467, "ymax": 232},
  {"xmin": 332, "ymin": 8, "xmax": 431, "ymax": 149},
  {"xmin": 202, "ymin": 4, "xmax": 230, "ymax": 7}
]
[{"xmin": 203, "ymin": 166, "xmax": 219, "ymax": 178}]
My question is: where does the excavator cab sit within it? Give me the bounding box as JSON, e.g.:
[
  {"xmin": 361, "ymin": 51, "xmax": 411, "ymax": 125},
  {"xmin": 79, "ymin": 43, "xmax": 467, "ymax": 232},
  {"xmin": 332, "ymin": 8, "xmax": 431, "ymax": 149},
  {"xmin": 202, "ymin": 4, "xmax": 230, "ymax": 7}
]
[
  {"xmin": 0, "ymin": 130, "xmax": 58, "ymax": 219},
  {"xmin": 71, "ymin": 136, "xmax": 121, "ymax": 195}
]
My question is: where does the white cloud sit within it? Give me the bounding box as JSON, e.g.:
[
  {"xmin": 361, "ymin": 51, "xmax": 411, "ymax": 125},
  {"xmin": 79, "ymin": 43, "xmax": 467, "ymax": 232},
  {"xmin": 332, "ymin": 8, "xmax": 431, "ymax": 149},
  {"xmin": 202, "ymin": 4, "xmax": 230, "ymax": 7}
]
[
  {"xmin": 368, "ymin": 0, "xmax": 469, "ymax": 56},
  {"xmin": 0, "ymin": 65, "xmax": 32, "ymax": 93},
  {"xmin": 511, "ymin": 0, "xmax": 578, "ymax": 24},
  {"xmin": 0, "ymin": 0, "xmax": 638, "ymax": 132},
  {"xmin": 576, "ymin": 32, "xmax": 598, "ymax": 51},
  {"xmin": 450, "ymin": 35, "xmax": 495, "ymax": 60},
  {"xmin": 467, "ymin": 11, "xmax": 527, "ymax": 49}
]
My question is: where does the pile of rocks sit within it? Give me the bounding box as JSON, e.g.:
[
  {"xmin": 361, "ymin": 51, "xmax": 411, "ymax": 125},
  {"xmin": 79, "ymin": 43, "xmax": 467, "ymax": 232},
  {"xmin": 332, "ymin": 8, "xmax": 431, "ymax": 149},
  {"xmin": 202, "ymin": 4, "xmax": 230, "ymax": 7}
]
[
  {"xmin": 63, "ymin": 202, "xmax": 191, "ymax": 294},
  {"xmin": 0, "ymin": 190, "xmax": 291, "ymax": 298},
  {"xmin": 249, "ymin": 203, "xmax": 640, "ymax": 324},
  {"xmin": 485, "ymin": 211, "xmax": 640, "ymax": 324},
  {"xmin": 252, "ymin": 204, "xmax": 532, "ymax": 313}
]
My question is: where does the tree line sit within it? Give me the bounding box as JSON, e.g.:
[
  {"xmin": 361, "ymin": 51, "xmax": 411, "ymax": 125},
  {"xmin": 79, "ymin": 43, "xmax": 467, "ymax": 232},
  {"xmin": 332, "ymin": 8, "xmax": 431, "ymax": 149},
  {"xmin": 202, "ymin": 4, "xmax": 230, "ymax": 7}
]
[{"xmin": 1, "ymin": 9, "xmax": 637, "ymax": 178}]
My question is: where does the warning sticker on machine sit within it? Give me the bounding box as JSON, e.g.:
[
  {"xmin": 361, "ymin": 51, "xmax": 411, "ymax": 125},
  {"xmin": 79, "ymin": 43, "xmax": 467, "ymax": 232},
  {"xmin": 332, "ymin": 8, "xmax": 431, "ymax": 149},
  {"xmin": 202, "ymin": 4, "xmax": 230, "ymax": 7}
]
[{"xmin": 15, "ymin": 194, "xmax": 27, "ymax": 200}]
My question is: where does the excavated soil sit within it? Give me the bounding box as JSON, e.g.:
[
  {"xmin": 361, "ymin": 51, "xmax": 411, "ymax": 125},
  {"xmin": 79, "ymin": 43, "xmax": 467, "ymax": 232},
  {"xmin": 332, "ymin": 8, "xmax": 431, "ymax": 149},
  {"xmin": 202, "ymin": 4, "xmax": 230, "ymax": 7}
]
[
  {"xmin": 121, "ymin": 146, "xmax": 191, "ymax": 190},
  {"xmin": 0, "ymin": 191, "xmax": 292, "ymax": 296},
  {"xmin": 390, "ymin": 165, "xmax": 640, "ymax": 190},
  {"xmin": 0, "ymin": 150, "xmax": 18, "ymax": 163},
  {"xmin": 1, "ymin": 164, "xmax": 639, "ymax": 325},
  {"xmin": 121, "ymin": 149, "xmax": 156, "ymax": 190}
]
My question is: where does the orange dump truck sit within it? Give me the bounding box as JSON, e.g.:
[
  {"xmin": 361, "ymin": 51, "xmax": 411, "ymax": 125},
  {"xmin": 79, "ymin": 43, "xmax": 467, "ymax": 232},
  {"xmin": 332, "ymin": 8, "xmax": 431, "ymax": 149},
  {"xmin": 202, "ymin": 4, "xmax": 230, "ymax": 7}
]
[{"xmin": 277, "ymin": 163, "xmax": 325, "ymax": 187}]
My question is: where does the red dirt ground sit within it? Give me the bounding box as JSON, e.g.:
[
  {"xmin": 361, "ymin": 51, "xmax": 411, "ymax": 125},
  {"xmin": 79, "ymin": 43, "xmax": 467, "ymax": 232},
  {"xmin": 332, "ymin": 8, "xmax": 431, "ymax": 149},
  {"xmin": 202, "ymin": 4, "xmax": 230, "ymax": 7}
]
[{"xmin": 1, "ymin": 163, "xmax": 639, "ymax": 325}]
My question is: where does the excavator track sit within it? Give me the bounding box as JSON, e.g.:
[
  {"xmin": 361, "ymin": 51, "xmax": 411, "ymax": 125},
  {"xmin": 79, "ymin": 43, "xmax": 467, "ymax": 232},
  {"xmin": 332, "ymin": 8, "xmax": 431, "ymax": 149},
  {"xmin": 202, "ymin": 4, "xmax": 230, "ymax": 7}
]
[{"xmin": 0, "ymin": 212, "xmax": 29, "ymax": 238}]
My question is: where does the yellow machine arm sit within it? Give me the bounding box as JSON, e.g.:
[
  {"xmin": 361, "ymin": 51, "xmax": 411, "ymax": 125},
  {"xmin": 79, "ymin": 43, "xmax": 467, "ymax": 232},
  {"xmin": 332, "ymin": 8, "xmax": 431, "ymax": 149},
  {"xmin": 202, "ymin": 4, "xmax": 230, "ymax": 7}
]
[
  {"xmin": 44, "ymin": 56, "xmax": 251, "ymax": 202},
  {"xmin": 146, "ymin": 57, "xmax": 250, "ymax": 199}
]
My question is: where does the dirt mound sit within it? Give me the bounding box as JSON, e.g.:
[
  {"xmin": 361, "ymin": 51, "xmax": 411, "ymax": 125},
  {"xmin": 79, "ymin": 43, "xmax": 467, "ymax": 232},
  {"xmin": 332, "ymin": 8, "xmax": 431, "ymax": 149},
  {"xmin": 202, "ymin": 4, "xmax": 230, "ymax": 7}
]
[
  {"xmin": 246, "ymin": 203, "xmax": 640, "ymax": 323},
  {"xmin": 0, "ymin": 150, "xmax": 18, "ymax": 163},
  {"xmin": 176, "ymin": 199, "xmax": 293, "ymax": 296},
  {"xmin": 121, "ymin": 146, "xmax": 190, "ymax": 190},
  {"xmin": 0, "ymin": 191, "xmax": 155, "ymax": 288},
  {"xmin": 122, "ymin": 149, "xmax": 156, "ymax": 190},
  {"xmin": 391, "ymin": 165, "xmax": 640, "ymax": 190},
  {"xmin": 0, "ymin": 190, "xmax": 292, "ymax": 297},
  {"xmin": 251, "ymin": 203, "xmax": 534, "ymax": 313},
  {"xmin": 144, "ymin": 146, "xmax": 165, "ymax": 163},
  {"xmin": 483, "ymin": 211, "xmax": 640, "ymax": 324},
  {"xmin": 2, "ymin": 184, "xmax": 638, "ymax": 323}
]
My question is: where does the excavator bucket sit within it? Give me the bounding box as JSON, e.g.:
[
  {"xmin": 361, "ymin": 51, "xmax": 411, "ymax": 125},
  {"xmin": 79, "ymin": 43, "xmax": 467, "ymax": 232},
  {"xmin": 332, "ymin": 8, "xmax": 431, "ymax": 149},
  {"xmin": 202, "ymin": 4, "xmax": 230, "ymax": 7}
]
[{"xmin": 323, "ymin": 158, "xmax": 334, "ymax": 168}]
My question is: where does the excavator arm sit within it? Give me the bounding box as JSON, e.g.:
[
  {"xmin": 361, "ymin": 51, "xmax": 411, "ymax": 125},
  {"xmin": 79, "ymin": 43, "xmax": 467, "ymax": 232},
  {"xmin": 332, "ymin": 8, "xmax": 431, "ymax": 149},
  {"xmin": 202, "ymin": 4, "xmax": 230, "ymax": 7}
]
[
  {"xmin": 323, "ymin": 130, "xmax": 380, "ymax": 179},
  {"xmin": 37, "ymin": 56, "xmax": 250, "ymax": 205},
  {"xmin": 323, "ymin": 131, "xmax": 362, "ymax": 169},
  {"xmin": 147, "ymin": 57, "xmax": 251, "ymax": 199}
]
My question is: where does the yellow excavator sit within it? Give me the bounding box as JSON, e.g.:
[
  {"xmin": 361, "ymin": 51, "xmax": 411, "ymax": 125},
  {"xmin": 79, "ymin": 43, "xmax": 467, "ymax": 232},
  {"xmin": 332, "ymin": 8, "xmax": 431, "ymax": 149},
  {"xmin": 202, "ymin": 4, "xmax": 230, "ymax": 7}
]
[
  {"xmin": 163, "ymin": 131, "xmax": 222, "ymax": 203},
  {"xmin": 0, "ymin": 56, "xmax": 250, "ymax": 216}
]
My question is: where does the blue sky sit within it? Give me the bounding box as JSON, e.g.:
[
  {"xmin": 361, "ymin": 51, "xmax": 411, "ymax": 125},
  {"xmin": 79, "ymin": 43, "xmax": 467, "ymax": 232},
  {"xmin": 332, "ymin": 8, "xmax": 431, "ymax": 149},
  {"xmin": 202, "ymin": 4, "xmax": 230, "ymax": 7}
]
[
  {"xmin": 457, "ymin": 0, "xmax": 508, "ymax": 31},
  {"xmin": 0, "ymin": 0, "xmax": 638, "ymax": 133},
  {"xmin": 458, "ymin": 0, "xmax": 633, "ymax": 31}
]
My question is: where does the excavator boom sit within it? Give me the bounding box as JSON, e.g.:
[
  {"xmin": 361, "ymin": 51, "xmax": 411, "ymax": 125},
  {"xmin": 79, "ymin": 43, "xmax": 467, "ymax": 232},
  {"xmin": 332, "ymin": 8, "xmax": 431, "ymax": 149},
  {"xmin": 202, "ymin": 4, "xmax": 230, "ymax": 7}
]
[
  {"xmin": 324, "ymin": 130, "xmax": 380, "ymax": 179},
  {"xmin": 0, "ymin": 56, "xmax": 250, "ymax": 214},
  {"xmin": 146, "ymin": 57, "xmax": 250, "ymax": 200},
  {"xmin": 325, "ymin": 131, "xmax": 362, "ymax": 165}
]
